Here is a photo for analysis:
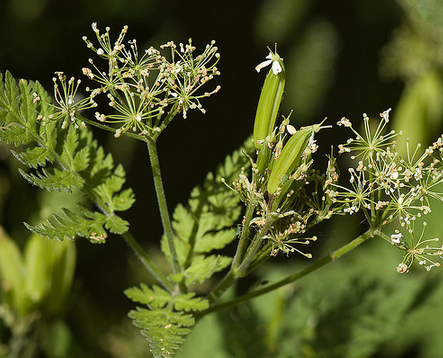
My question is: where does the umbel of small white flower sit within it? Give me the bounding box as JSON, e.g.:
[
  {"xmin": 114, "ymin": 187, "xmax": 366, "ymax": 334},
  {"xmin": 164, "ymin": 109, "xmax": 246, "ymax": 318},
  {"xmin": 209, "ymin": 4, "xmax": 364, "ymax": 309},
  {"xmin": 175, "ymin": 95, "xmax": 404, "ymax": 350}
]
[
  {"xmin": 329, "ymin": 109, "xmax": 443, "ymax": 273},
  {"xmin": 79, "ymin": 23, "xmax": 221, "ymax": 138},
  {"xmin": 390, "ymin": 223, "xmax": 443, "ymax": 273},
  {"xmin": 36, "ymin": 23, "xmax": 221, "ymax": 138},
  {"xmin": 330, "ymin": 109, "xmax": 443, "ymax": 225},
  {"xmin": 35, "ymin": 71, "xmax": 97, "ymax": 129}
]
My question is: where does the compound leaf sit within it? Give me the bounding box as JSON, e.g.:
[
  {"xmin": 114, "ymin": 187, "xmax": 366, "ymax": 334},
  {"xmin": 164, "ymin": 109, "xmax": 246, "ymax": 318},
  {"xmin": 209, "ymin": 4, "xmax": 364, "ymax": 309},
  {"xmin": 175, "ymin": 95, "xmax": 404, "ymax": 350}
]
[
  {"xmin": 0, "ymin": 72, "xmax": 134, "ymax": 242},
  {"xmin": 162, "ymin": 138, "xmax": 253, "ymax": 286},
  {"xmin": 125, "ymin": 284, "xmax": 208, "ymax": 358}
]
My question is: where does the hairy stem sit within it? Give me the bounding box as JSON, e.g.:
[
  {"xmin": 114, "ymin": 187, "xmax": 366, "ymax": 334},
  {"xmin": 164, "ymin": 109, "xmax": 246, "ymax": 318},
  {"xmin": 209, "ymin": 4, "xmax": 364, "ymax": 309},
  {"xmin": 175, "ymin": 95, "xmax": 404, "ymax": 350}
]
[
  {"xmin": 202, "ymin": 228, "xmax": 374, "ymax": 316},
  {"xmin": 208, "ymin": 219, "xmax": 274, "ymax": 304},
  {"xmin": 235, "ymin": 218, "xmax": 275, "ymax": 276},
  {"xmin": 121, "ymin": 231, "xmax": 174, "ymax": 292},
  {"xmin": 231, "ymin": 203, "xmax": 256, "ymax": 269},
  {"xmin": 146, "ymin": 139, "xmax": 184, "ymax": 289}
]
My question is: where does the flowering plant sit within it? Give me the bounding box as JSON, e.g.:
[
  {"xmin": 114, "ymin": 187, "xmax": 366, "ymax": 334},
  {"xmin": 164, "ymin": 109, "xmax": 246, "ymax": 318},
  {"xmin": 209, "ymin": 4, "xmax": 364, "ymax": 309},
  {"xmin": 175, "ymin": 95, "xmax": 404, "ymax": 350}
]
[{"xmin": 1, "ymin": 23, "xmax": 443, "ymax": 358}]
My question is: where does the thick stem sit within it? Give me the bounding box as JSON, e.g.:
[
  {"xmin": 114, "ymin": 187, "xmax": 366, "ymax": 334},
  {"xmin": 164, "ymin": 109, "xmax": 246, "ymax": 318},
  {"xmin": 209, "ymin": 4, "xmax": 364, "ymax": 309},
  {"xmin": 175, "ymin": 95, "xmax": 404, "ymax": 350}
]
[
  {"xmin": 146, "ymin": 139, "xmax": 184, "ymax": 286},
  {"xmin": 202, "ymin": 228, "xmax": 374, "ymax": 316},
  {"xmin": 122, "ymin": 231, "xmax": 174, "ymax": 292}
]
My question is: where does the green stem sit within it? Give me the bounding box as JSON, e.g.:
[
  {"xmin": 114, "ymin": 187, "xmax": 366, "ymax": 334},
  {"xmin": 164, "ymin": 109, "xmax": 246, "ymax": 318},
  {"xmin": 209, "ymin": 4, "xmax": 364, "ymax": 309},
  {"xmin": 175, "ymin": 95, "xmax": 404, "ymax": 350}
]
[
  {"xmin": 77, "ymin": 114, "xmax": 149, "ymax": 143},
  {"xmin": 207, "ymin": 219, "xmax": 274, "ymax": 304},
  {"xmin": 231, "ymin": 203, "xmax": 256, "ymax": 269},
  {"xmin": 146, "ymin": 139, "xmax": 184, "ymax": 287},
  {"xmin": 122, "ymin": 231, "xmax": 174, "ymax": 292},
  {"xmin": 202, "ymin": 228, "xmax": 374, "ymax": 316},
  {"xmin": 235, "ymin": 218, "xmax": 275, "ymax": 277}
]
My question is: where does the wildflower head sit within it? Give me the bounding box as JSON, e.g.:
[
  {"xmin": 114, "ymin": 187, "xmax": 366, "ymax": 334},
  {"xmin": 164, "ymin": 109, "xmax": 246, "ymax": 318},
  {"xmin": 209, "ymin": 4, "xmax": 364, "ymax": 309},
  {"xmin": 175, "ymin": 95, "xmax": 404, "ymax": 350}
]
[
  {"xmin": 81, "ymin": 24, "xmax": 221, "ymax": 139},
  {"xmin": 392, "ymin": 222, "xmax": 443, "ymax": 273},
  {"xmin": 332, "ymin": 109, "xmax": 443, "ymax": 231},
  {"xmin": 49, "ymin": 72, "xmax": 97, "ymax": 128}
]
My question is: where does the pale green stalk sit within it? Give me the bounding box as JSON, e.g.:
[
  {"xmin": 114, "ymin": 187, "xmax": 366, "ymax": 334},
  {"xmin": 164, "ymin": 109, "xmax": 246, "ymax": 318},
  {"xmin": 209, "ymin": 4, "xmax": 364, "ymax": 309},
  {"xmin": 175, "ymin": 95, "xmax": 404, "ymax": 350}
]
[
  {"xmin": 203, "ymin": 228, "xmax": 374, "ymax": 316},
  {"xmin": 208, "ymin": 218, "xmax": 275, "ymax": 304},
  {"xmin": 234, "ymin": 218, "xmax": 275, "ymax": 277}
]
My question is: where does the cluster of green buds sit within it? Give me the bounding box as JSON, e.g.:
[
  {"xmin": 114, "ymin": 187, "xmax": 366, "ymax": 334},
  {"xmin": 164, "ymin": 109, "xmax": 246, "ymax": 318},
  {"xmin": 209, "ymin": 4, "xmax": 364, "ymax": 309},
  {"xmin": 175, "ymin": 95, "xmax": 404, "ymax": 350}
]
[{"xmin": 0, "ymin": 228, "xmax": 76, "ymax": 317}]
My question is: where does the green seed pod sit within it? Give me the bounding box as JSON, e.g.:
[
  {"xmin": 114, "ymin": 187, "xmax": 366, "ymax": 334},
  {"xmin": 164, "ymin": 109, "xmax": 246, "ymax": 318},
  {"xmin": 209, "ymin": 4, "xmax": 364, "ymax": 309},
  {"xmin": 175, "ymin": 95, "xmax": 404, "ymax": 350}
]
[
  {"xmin": 255, "ymin": 138, "xmax": 272, "ymax": 175},
  {"xmin": 267, "ymin": 124, "xmax": 322, "ymax": 194},
  {"xmin": 0, "ymin": 228, "xmax": 27, "ymax": 314},
  {"xmin": 253, "ymin": 51, "xmax": 286, "ymax": 149}
]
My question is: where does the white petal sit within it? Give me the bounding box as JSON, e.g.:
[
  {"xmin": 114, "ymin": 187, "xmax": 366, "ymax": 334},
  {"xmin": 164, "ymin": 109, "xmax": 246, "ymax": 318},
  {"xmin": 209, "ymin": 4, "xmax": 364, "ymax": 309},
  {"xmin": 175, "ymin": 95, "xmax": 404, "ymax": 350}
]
[
  {"xmin": 272, "ymin": 60, "xmax": 282, "ymax": 75},
  {"xmin": 287, "ymin": 125, "xmax": 296, "ymax": 135},
  {"xmin": 255, "ymin": 59, "xmax": 272, "ymax": 73}
]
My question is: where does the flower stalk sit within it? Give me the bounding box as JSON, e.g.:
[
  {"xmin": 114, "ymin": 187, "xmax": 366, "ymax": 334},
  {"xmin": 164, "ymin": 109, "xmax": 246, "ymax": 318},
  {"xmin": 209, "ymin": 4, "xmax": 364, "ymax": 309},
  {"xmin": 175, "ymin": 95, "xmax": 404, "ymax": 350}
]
[
  {"xmin": 146, "ymin": 138, "xmax": 184, "ymax": 288},
  {"xmin": 203, "ymin": 228, "xmax": 374, "ymax": 316}
]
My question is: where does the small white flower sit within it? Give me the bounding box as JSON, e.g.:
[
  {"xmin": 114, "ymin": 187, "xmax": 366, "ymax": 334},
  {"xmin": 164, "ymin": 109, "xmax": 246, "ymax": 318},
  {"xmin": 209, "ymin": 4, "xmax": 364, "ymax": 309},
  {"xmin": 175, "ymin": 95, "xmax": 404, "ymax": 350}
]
[
  {"xmin": 255, "ymin": 51, "xmax": 283, "ymax": 75},
  {"xmin": 391, "ymin": 171, "xmax": 399, "ymax": 180},
  {"xmin": 391, "ymin": 232, "xmax": 403, "ymax": 244}
]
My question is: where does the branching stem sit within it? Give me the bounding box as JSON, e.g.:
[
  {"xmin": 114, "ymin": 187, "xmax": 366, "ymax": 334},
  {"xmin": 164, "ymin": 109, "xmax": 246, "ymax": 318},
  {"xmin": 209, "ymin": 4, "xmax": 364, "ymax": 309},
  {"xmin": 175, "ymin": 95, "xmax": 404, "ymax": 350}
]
[
  {"xmin": 203, "ymin": 228, "xmax": 375, "ymax": 316},
  {"xmin": 121, "ymin": 231, "xmax": 174, "ymax": 292},
  {"xmin": 235, "ymin": 218, "xmax": 275, "ymax": 277}
]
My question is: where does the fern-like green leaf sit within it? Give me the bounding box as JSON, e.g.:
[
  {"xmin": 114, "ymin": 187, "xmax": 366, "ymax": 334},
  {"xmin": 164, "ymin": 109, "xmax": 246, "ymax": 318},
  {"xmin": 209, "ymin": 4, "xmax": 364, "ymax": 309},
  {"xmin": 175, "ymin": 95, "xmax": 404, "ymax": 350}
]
[
  {"xmin": 0, "ymin": 72, "xmax": 135, "ymax": 242},
  {"xmin": 182, "ymin": 255, "xmax": 231, "ymax": 285},
  {"xmin": 125, "ymin": 283, "xmax": 209, "ymax": 358},
  {"xmin": 24, "ymin": 207, "xmax": 108, "ymax": 242},
  {"xmin": 18, "ymin": 167, "xmax": 85, "ymax": 192},
  {"xmin": 161, "ymin": 139, "xmax": 253, "ymax": 285},
  {"xmin": 11, "ymin": 146, "xmax": 53, "ymax": 169}
]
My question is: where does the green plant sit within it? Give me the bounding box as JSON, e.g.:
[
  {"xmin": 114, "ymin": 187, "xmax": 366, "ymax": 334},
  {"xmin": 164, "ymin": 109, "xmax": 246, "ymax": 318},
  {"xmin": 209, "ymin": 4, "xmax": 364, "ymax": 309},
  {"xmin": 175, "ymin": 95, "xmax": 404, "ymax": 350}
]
[{"xmin": 1, "ymin": 23, "xmax": 443, "ymax": 358}]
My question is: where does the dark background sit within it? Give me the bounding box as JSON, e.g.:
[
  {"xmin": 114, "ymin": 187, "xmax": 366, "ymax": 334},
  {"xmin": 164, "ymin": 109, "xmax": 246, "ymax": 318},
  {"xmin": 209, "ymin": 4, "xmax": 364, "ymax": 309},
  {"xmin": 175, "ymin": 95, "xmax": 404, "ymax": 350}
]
[{"xmin": 3, "ymin": 1, "xmax": 443, "ymax": 357}]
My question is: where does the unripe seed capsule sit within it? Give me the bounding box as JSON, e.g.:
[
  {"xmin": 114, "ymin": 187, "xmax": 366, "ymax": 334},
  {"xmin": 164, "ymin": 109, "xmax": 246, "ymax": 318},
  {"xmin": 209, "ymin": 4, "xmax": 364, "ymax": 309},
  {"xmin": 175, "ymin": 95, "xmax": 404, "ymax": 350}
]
[
  {"xmin": 267, "ymin": 124, "xmax": 322, "ymax": 194},
  {"xmin": 255, "ymin": 138, "xmax": 272, "ymax": 175},
  {"xmin": 253, "ymin": 51, "xmax": 286, "ymax": 149}
]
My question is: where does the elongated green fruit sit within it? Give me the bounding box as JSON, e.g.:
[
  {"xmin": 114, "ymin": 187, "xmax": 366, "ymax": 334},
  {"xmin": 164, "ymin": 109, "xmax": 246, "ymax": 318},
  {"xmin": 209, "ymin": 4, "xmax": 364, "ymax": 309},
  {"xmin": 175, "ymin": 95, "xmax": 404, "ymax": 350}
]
[
  {"xmin": 267, "ymin": 124, "xmax": 322, "ymax": 194},
  {"xmin": 253, "ymin": 52, "xmax": 286, "ymax": 149},
  {"xmin": 0, "ymin": 227, "xmax": 27, "ymax": 314},
  {"xmin": 255, "ymin": 138, "xmax": 272, "ymax": 175}
]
